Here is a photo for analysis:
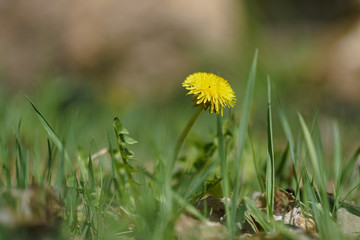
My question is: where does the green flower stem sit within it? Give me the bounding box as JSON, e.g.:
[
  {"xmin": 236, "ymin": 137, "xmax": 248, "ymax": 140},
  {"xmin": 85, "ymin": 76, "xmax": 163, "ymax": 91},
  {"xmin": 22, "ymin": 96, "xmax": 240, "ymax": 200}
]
[{"xmin": 172, "ymin": 106, "xmax": 203, "ymax": 170}]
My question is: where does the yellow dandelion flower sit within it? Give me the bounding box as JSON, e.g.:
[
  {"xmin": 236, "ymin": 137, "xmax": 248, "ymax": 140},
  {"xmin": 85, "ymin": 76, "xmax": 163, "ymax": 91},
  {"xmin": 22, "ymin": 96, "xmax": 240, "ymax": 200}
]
[{"xmin": 182, "ymin": 72, "xmax": 236, "ymax": 116}]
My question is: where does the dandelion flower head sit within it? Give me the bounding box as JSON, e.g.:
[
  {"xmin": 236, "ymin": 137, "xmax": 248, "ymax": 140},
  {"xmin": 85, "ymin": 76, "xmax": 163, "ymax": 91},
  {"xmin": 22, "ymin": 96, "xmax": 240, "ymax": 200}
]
[{"xmin": 182, "ymin": 72, "xmax": 236, "ymax": 116}]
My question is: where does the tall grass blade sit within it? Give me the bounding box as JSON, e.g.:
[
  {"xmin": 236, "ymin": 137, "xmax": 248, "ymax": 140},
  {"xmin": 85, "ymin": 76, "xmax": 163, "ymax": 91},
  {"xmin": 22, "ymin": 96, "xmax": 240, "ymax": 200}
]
[
  {"xmin": 295, "ymin": 111, "xmax": 320, "ymax": 197},
  {"xmin": 278, "ymin": 107, "xmax": 299, "ymax": 193},
  {"xmin": 28, "ymin": 98, "xmax": 73, "ymax": 169},
  {"xmin": 15, "ymin": 121, "xmax": 25, "ymax": 188},
  {"xmin": 33, "ymin": 138, "xmax": 42, "ymax": 186},
  {"xmin": 230, "ymin": 49, "xmax": 258, "ymax": 224},
  {"xmin": 46, "ymin": 139, "xmax": 53, "ymax": 184},
  {"xmin": 266, "ymin": 76, "xmax": 275, "ymax": 220},
  {"xmin": 88, "ymin": 141, "xmax": 95, "ymax": 190},
  {"xmin": 333, "ymin": 121, "xmax": 342, "ymax": 213},
  {"xmin": 25, "ymin": 150, "xmax": 29, "ymax": 187},
  {"xmin": 313, "ymin": 122, "xmax": 326, "ymax": 180},
  {"xmin": 298, "ymin": 113, "xmax": 325, "ymax": 191}
]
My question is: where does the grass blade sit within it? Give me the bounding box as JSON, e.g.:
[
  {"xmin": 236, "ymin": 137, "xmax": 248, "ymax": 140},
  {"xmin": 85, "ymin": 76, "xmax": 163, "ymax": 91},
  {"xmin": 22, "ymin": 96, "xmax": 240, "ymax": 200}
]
[
  {"xmin": 28, "ymin": 98, "xmax": 73, "ymax": 170},
  {"xmin": 278, "ymin": 106, "xmax": 299, "ymax": 193},
  {"xmin": 332, "ymin": 121, "xmax": 342, "ymax": 213},
  {"xmin": 88, "ymin": 141, "xmax": 95, "ymax": 190},
  {"xmin": 45, "ymin": 139, "xmax": 54, "ymax": 184},
  {"xmin": 342, "ymin": 181, "xmax": 360, "ymax": 206},
  {"xmin": 298, "ymin": 113, "xmax": 326, "ymax": 197},
  {"xmin": 298, "ymin": 113, "xmax": 325, "ymax": 191},
  {"xmin": 15, "ymin": 120, "xmax": 25, "ymax": 188},
  {"xmin": 57, "ymin": 146, "xmax": 65, "ymax": 197},
  {"xmin": 230, "ymin": 49, "xmax": 258, "ymax": 224},
  {"xmin": 184, "ymin": 157, "xmax": 219, "ymax": 201},
  {"xmin": 33, "ymin": 138, "xmax": 42, "ymax": 186},
  {"xmin": 266, "ymin": 76, "xmax": 275, "ymax": 220},
  {"xmin": 340, "ymin": 146, "xmax": 360, "ymax": 186},
  {"xmin": 244, "ymin": 197, "xmax": 273, "ymax": 232}
]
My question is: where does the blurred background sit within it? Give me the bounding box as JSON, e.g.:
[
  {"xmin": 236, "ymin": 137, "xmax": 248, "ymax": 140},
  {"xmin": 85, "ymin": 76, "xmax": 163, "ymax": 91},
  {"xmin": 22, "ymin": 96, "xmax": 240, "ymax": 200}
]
[{"xmin": 1, "ymin": 0, "xmax": 360, "ymax": 161}]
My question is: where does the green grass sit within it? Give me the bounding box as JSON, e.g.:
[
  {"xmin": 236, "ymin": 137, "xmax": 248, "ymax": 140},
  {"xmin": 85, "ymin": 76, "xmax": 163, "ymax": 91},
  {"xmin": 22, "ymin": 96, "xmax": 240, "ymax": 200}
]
[{"xmin": 0, "ymin": 52, "xmax": 359, "ymax": 240}]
